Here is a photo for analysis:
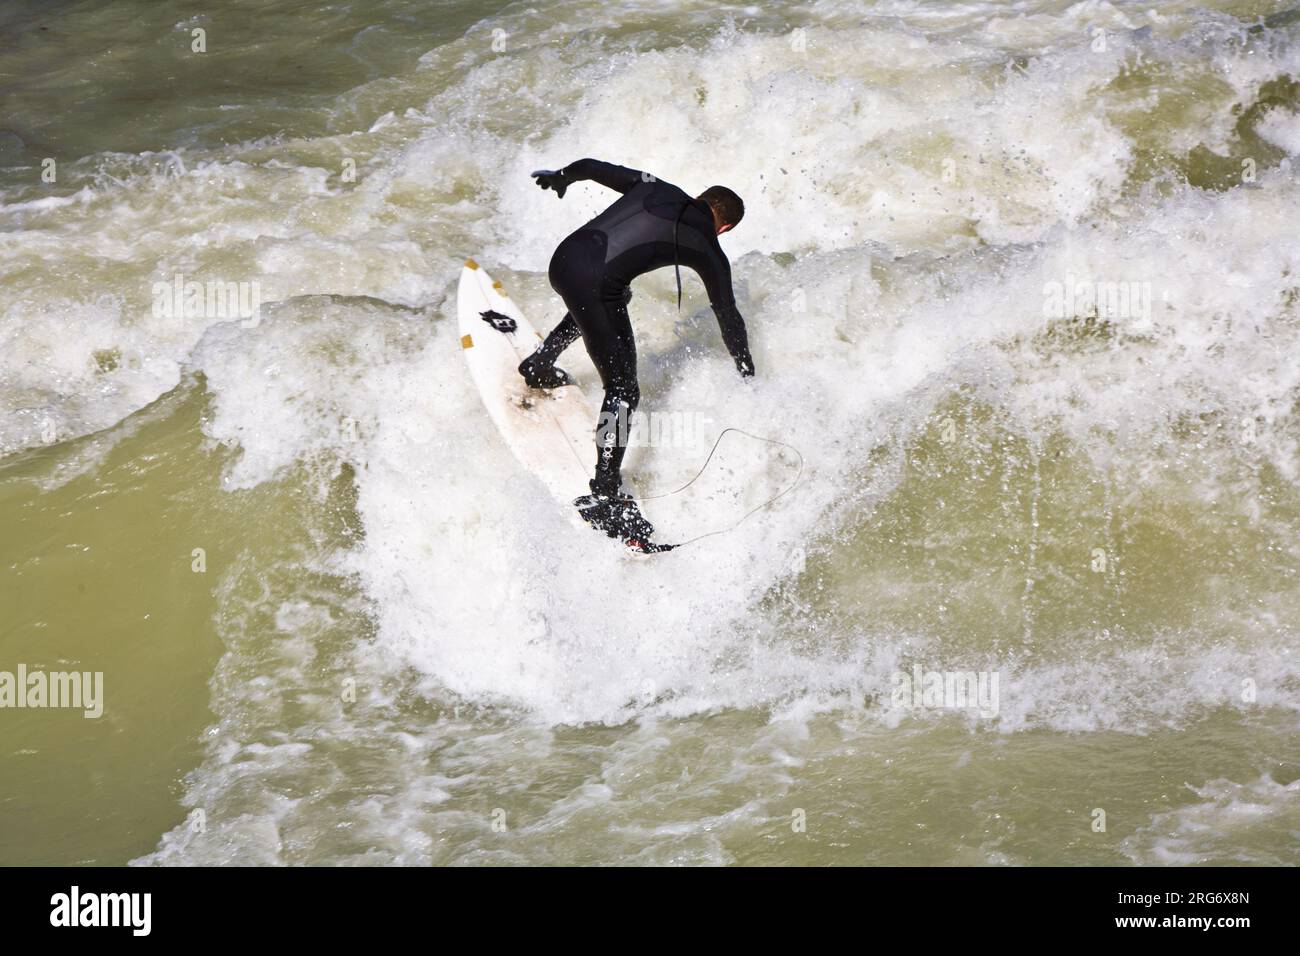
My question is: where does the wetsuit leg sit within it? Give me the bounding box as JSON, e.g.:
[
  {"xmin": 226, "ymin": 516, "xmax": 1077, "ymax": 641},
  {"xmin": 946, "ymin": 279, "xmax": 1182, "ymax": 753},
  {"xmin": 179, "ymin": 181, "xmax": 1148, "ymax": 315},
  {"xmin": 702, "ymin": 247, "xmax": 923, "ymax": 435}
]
[
  {"xmin": 582, "ymin": 294, "xmax": 639, "ymax": 497},
  {"xmin": 548, "ymin": 231, "xmax": 640, "ymax": 497}
]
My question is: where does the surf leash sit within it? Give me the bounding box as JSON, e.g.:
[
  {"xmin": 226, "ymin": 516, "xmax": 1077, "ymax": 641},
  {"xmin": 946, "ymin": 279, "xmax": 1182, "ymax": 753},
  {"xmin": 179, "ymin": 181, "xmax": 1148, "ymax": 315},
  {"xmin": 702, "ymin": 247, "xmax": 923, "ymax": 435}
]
[{"xmin": 628, "ymin": 427, "xmax": 804, "ymax": 553}]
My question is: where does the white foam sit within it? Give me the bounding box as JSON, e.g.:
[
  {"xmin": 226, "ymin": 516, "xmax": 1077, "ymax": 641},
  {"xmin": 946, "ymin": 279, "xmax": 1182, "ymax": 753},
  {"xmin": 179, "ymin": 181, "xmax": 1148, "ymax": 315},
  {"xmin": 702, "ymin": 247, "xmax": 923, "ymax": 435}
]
[
  {"xmin": 1257, "ymin": 106, "xmax": 1300, "ymax": 156},
  {"xmin": 1121, "ymin": 775, "xmax": 1300, "ymax": 865}
]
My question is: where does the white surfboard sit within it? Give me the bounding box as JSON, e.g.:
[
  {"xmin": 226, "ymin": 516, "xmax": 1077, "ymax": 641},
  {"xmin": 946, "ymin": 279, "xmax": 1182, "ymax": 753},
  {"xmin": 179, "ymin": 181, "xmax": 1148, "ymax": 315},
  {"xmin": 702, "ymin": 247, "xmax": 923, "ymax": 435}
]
[{"xmin": 456, "ymin": 258, "xmax": 597, "ymax": 505}]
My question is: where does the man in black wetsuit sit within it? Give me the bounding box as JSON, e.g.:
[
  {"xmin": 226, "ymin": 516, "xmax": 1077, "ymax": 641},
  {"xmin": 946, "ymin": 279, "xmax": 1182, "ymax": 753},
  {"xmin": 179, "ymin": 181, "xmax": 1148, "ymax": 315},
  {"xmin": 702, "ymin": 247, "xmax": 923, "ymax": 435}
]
[{"xmin": 524, "ymin": 158, "xmax": 753, "ymax": 541}]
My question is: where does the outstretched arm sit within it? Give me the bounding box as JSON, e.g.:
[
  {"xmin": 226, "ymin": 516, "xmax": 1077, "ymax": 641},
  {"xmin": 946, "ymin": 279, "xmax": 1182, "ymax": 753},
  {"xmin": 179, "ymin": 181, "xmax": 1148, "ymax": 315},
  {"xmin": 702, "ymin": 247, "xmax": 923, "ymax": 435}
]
[
  {"xmin": 716, "ymin": 302, "xmax": 754, "ymax": 377},
  {"xmin": 562, "ymin": 158, "xmax": 643, "ymax": 193},
  {"xmin": 532, "ymin": 158, "xmax": 644, "ymax": 197},
  {"xmin": 698, "ymin": 245, "xmax": 755, "ymax": 378}
]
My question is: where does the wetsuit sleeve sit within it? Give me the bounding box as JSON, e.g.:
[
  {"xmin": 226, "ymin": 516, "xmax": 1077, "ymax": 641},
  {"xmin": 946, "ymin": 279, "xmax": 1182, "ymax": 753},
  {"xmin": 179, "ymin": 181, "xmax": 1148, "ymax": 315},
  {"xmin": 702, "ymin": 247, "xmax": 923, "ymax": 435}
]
[
  {"xmin": 698, "ymin": 245, "xmax": 754, "ymax": 376},
  {"xmin": 560, "ymin": 158, "xmax": 644, "ymax": 194}
]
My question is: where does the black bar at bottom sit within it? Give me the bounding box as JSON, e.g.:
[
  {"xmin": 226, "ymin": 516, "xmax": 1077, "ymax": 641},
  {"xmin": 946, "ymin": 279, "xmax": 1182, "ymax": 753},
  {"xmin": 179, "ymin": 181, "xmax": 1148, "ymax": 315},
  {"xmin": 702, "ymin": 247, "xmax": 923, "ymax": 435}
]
[{"xmin": 1, "ymin": 865, "xmax": 1284, "ymax": 941}]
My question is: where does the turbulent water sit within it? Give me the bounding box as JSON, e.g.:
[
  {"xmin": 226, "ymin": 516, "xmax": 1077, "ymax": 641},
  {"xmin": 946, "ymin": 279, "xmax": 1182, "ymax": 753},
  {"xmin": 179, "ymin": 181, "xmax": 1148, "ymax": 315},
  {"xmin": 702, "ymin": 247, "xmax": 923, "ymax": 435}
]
[{"xmin": 2, "ymin": 0, "xmax": 1298, "ymax": 865}]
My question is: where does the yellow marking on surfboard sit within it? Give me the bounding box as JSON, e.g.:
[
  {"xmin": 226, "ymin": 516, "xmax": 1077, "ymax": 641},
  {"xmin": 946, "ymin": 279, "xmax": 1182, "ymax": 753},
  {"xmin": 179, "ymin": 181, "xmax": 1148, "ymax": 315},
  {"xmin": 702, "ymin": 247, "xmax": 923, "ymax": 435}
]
[
  {"xmin": 460, "ymin": 333, "xmax": 474, "ymax": 349},
  {"xmin": 492, "ymin": 281, "xmax": 503, "ymax": 291},
  {"xmin": 465, "ymin": 258, "xmax": 479, "ymax": 270}
]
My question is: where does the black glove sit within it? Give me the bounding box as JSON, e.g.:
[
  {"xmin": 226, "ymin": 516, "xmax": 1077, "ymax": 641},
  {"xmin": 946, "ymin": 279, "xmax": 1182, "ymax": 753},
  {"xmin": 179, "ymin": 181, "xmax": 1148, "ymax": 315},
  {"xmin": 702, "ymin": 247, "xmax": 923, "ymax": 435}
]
[
  {"xmin": 531, "ymin": 168, "xmax": 567, "ymax": 198},
  {"xmin": 734, "ymin": 350, "xmax": 755, "ymax": 378}
]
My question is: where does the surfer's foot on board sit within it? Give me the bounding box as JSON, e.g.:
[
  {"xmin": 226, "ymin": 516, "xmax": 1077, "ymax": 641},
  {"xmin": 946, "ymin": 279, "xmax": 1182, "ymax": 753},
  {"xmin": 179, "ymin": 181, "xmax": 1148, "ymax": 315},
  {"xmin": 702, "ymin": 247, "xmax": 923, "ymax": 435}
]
[
  {"xmin": 518, "ymin": 356, "xmax": 574, "ymax": 390},
  {"xmin": 574, "ymin": 492, "xmax": 655, "ymax": 541}
]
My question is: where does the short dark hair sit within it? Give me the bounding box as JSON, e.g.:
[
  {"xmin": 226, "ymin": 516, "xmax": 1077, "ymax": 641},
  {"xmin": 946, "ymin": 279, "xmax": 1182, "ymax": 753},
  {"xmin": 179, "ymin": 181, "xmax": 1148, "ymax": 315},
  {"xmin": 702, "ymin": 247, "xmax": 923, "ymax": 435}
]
[{"xmin": 699, "ymin": 185, "xmax": 744, "ymax": 228}]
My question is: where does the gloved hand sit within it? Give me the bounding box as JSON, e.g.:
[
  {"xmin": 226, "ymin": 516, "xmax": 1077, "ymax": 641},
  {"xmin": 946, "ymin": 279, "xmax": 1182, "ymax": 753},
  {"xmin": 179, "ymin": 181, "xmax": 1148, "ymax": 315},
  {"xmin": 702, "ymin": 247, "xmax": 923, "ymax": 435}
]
[
  {"xmin": 531, "ymin": 168, "xmax": 568, "ymax": 198},
  {"xmin": 734, "ymin": 350, "xmax": 755, "ymax": 378}
]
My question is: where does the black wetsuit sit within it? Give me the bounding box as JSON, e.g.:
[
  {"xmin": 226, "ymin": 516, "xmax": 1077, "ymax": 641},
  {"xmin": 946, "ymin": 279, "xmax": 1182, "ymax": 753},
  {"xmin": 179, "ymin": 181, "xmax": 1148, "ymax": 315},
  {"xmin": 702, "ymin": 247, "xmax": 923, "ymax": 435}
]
[{"xmin": 528, "ymin": 158, "xmax": 752, "ymax": 498}]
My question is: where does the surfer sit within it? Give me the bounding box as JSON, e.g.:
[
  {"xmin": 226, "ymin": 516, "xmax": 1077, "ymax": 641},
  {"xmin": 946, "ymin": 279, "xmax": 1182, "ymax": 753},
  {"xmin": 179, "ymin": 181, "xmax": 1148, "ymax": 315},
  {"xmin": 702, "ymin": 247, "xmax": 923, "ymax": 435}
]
[{"xmin": 524, "ymin": 158, "xmax": 753, "ymax": 541}]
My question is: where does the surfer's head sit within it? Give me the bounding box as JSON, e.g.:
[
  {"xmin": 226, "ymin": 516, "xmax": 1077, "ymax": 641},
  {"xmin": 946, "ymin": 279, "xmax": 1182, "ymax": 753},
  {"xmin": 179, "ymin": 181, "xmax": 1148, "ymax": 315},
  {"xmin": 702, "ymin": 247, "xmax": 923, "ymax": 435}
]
[{"xmin": 697, "ymin": 186, "xmax": 744, "ymax": 235}]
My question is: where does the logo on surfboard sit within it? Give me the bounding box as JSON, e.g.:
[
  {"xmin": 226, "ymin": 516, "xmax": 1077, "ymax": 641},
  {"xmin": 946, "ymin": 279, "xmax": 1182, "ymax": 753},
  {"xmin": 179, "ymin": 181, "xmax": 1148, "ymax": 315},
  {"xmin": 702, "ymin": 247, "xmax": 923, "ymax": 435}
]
[{"xmin": 480, "ymin": 309, "xmax": 517, "ymax": 334}]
